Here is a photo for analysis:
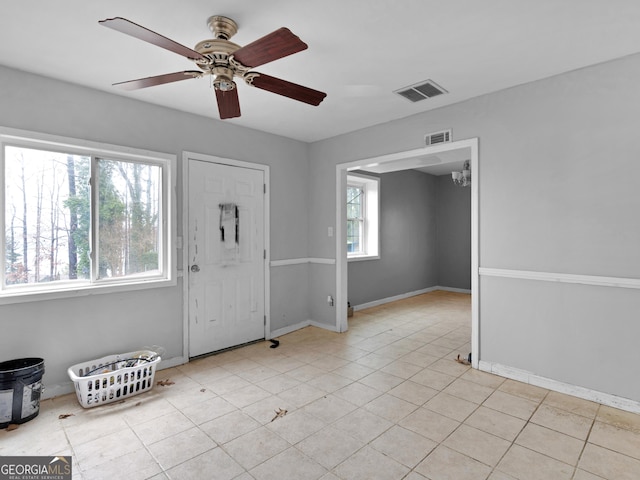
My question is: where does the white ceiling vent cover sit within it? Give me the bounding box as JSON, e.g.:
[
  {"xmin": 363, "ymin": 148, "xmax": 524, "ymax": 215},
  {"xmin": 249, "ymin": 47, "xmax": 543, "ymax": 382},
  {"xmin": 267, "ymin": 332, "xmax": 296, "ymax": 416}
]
[
  {"xmin": 395, "ymin": 79, "xmax": 448, "ymax": 102},
  {"xmin": 425, "ymin": 129, "xmax": 452, "ymax": 146}
]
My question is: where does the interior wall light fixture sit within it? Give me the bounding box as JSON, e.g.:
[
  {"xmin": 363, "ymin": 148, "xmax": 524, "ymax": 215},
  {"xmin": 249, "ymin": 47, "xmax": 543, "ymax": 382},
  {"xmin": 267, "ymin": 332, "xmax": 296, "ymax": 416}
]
[{"xmin": 451, "ymin": 160, "xmax": 471, "ymax": 187}]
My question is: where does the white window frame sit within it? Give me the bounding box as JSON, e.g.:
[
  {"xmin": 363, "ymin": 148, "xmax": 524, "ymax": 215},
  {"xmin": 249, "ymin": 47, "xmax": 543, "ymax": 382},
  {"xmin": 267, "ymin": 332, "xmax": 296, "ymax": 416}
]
[
  {"xmin": 347, "ymin": 173, "xmax": 379, "ymax": 261},
  {"xmin": 0, "ymin": 127, "xmax": 176, "ymax": 304},
  {"xmin": 347, "ymin": 183, "xmax": 365, "ymax": 255}
]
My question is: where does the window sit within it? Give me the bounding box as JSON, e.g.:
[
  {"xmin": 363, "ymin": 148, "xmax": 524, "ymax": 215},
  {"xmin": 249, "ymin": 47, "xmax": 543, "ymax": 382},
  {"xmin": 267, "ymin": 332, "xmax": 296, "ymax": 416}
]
[
  {"xmin": 347, "ymin": 173, "xmax": 379, "ymax": 260},
  {"xmin": 347, "ymin": 184, "xmax": 364, "ymax": 254},
  {"xmin": 1, "ymin": 129, "xmax": 174, "ymax": 301}
]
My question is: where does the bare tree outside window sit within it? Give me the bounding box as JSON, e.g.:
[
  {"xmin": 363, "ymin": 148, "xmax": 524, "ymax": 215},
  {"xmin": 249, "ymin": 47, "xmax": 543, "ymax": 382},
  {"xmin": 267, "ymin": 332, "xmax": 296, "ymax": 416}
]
[
  {"xmin": 97, "ymin": 159, "xmax": 161, "ymax": 278},
  {"xmin": 3, "ymin": 145, "xmax": 163, "ymax": 289},
  {"xmin": 4, "ymin": 146, "xmax": 90, "ymax": 285}
]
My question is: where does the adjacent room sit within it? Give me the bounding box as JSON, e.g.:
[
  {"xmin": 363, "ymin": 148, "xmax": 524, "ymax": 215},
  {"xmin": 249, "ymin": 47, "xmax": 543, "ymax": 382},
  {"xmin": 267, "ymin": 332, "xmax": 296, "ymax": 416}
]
[{"xmin": 1, "ymin": 2, "xmax": 640, "ymax": 479}]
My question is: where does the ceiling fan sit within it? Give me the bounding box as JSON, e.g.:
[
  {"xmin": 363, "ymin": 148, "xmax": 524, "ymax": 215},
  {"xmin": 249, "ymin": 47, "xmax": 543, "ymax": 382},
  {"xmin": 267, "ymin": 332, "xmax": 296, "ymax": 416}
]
[{"xmin": 98, "ymin": 15, "xmax": 327, "ymax": 119}]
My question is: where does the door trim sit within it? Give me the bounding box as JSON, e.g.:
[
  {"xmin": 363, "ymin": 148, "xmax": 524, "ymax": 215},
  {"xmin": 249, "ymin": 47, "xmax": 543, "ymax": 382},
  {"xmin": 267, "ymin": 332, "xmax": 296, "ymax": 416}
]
[{"xmin": 182, "ymin": 152, "xmax": 270, "ymax": 358}]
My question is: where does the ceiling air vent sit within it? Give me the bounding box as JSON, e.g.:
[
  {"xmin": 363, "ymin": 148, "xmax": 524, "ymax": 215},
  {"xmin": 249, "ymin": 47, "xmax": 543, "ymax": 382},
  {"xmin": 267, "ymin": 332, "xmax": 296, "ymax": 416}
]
[
  {"xmin": 395, "ymin": 79, "xmax": 448, "ymax": 103},
  {"xmin": 425, "ymin": 129, "xmax": 452, "ymax": 146}
]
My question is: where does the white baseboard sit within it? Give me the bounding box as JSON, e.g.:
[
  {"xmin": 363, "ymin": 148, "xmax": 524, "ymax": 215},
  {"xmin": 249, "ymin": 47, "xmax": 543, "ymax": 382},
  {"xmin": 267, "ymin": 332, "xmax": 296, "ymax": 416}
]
[
  {"xmin": 353, "ymin": 286, "xmax": 470, "ymax": 311},
  {"xmin": 43, "ymin": 355, "xmax": 189, "ymax": 400},
  {"xmin": 43, "ymin": 382, "xmax": 75, "ymax": 400},
  {"xmin": 438, "ymin": 286, "xmax": 472, "ymax": 294},
  {"xmin": 478, "ymin": 360, "xmax": 640, "ymax": 414},
  {"xmin": 270, "ymin": 319, "xmax": 339, "ymax": 338},
  {"xmin": 159, "ymin": 355, "xmax": 189, "ymax": 370},
  {"xmin": 309, "ymin": 320, "xmax": 340, "ymax": 332},
  {"xmin": 270, "ymin": 320, "xmax": 311, "ymax": 338},
  {"xmin": 353, "ymin": 287, "xmax": 437, "ymax": 311}
]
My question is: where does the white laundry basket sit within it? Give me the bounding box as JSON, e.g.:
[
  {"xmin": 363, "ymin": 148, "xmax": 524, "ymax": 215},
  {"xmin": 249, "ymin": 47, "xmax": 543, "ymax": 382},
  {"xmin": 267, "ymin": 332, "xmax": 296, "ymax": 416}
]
[{"xmin": 68, "ymin": 350, "xmax": 160, "ymax": 408}]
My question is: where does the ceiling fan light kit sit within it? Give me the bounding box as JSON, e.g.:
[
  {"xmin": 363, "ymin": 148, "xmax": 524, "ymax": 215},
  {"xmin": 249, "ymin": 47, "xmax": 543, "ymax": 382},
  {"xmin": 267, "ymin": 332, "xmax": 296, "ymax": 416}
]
[
  {"xmin": 99, "ymin": 15, "xmax": 326, "ymax": 120},
  {"xmin": 451, "ymin": 160, "xmax": 471, "ymax": 187}
]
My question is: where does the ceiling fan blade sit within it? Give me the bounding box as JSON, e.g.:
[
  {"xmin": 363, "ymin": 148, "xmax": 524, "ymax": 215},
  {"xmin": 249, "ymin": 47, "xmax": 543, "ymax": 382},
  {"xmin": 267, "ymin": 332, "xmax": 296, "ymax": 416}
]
[
  {"xmin": 250, "ymin": 74, "xmax": 326, "ymax": 106},
  {"xmin": 232, "ymin": 27, "xmax": 308, "ymax": 68},
  {"xmin": 99, "ymin": 17, "xmax": 207, "ymax": 62},
  {"xmin": 216, "ymin": 88, "xmax": 241, "ymax": 119},
  {"xmin": 113, "ymin": 71, "xmax": 202, "ymax": 90}
]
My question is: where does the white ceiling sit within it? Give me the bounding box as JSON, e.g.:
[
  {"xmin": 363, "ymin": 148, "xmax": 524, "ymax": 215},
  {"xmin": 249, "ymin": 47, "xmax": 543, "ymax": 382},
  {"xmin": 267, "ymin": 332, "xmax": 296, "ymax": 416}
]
[
  {"xmin": 1, "ymin": 1, "xmax": 640, "ymax": 143},
  {"xmin": 352, "ymin": 148, "xmax": 471, "ymax": 176}
]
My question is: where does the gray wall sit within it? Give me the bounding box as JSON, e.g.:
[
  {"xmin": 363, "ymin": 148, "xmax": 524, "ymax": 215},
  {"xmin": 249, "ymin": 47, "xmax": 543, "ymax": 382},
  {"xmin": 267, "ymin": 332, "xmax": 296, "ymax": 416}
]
[
  {"xmin": 0, "ymin": 65, "xmax": 311, "ymax": 393},
  {"xmin": 307, "ymin": 139, "xmax": 338, "ymax": 328},
  {"xmin": 436, "ymin": 175, "xmax": 471, "ymax": 290},
  {"xmin": 310, "ymin": 53, "xmax": 640, "ymax": 403},
  {"xmin": 347, "ymin": 170, "xmax": 437, "ymax": 306},
  {"xmin": 348, "ymin": 170, "xmax": 471, "ymax": 306}
]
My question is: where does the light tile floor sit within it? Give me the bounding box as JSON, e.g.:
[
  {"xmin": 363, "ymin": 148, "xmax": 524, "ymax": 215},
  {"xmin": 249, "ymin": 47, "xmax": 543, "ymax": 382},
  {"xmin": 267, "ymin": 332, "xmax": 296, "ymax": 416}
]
[{"xmin": 3, "ymin": 291, "xmax": 640, "ymax": 480}]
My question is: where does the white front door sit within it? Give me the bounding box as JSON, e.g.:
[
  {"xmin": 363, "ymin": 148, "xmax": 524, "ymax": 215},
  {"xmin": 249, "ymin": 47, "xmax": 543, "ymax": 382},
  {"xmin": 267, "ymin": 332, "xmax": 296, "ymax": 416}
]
[{"xmin": 188, "ymin": 159, "xmax": 265, "ymax": 357}]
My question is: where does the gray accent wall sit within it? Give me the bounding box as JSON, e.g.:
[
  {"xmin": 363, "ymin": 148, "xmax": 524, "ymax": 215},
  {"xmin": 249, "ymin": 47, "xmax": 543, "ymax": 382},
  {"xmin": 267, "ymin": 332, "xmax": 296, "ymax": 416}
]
[
  {"xmin": 348, "ymin": 170, "xmax": 471, "ymax": 307},
  {"xmin": 436, "ymin": 175, "xmax": 471, "ymax": 290},
  {"xmin": 310, "ymin": 53, "xmax": 640, "ymax": 403},
  {"xmin": 348, "ymin": 170, "xmax": 438, "ymax": 306}
]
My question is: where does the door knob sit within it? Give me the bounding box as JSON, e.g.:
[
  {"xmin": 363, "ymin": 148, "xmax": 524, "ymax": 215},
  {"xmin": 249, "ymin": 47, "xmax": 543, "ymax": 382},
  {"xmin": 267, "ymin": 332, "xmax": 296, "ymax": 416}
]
[{"xmin": 191, "ymin": 264, "xmax": 200, "ymax": 273}]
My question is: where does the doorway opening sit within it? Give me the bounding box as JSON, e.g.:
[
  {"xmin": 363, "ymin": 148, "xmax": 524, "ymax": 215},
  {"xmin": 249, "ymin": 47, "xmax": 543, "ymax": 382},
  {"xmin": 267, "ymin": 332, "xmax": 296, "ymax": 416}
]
[{"xmin": 335, "ymin": 138, "xmax": 479, "ymax": 368}]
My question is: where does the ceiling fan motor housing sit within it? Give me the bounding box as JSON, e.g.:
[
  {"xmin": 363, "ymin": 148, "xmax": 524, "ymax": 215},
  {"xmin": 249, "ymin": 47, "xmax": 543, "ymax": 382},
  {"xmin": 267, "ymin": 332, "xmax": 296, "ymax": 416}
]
[
  {"xmin": 193, "ymin": 38, "xmax": 244, "ymax": 91},
  {"xmin": 207, "ymin": 16, "xmax": 238, "ymax": 40}
]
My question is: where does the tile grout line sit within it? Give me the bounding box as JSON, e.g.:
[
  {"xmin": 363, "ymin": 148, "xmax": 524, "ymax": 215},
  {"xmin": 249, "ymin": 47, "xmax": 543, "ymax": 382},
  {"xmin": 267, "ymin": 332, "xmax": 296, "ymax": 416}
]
[
  {"xmin": 487, "ymin": 388, "xmax": 553, "ymax": 480},
  {"xmin": 569, "ymin": 403, "xmax": 598, "ymax": 480}
]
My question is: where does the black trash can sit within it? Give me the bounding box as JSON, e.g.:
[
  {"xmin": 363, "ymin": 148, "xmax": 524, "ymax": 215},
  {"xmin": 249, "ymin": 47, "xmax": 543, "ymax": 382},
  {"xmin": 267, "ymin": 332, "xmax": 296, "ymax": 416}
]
[{"xmin": 0, "ymin": 358, "xmax": 45, "ymax": 429}]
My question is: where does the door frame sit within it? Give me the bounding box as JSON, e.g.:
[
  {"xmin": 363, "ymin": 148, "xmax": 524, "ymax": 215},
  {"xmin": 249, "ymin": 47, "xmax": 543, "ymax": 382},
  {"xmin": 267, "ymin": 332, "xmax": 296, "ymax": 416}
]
[
  {"xmin": 335, "ymin": 137, "xmax": 479, "ymax": 368},
  {"xmin": 182, "ymin": 151, "xmax": 270, "ymax": 358}
]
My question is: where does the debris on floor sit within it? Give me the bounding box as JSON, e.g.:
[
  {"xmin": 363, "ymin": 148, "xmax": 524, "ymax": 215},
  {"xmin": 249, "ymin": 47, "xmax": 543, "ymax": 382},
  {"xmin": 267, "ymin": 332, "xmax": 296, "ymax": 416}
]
[
  {"xmin": 58, "ymin": 413, "xmax": 74, "ymax": 420},
  {"xmin": 156, "ymin": 378, "xmax": 175, "ymax": 386},
  {"xmin": 271, "ymin": 408, "xmax": 287, "ymax": 422},
  {"xmin": 5, "ymin": 424, "xmax": 19, "ymax": 431},
  {"xmin": 455, "ymin": 353, "xmax": 471, "ymax": 365},
  {"xmin": 269, "ymin": 339, "xmax": 280, "ymax": 349}
]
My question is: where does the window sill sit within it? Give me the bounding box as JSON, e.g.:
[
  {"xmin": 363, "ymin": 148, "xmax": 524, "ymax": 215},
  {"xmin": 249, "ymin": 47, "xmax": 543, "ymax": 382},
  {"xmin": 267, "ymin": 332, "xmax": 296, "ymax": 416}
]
[
  {"xmin": 348, "ymin": 254, "xmax": 380, "ymax": 263},
  {"xmin": 0, "ymin": 277, "xmax": 176, "ymax": 305}
]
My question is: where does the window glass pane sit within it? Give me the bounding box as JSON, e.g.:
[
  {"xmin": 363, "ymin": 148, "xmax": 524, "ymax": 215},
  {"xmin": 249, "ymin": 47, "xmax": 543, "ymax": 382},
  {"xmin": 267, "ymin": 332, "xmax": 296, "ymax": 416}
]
[
  {"xmin": 347, "ymin": 219, "xmax": 361, "ymax": 253},
  {"xmin": 4, "ymin": 146, "xmax": 90, "ymax": 285},
  {"xmin": 347, "ymin": 186, "xmax": 363, "ymax": 219},
  {"xmin": 97, "ymin": 159, "xmax": 161, "ymax": 279},
  {"xmin": 347, "ymin": 185, "xmax": 365, "ymax": 253}
]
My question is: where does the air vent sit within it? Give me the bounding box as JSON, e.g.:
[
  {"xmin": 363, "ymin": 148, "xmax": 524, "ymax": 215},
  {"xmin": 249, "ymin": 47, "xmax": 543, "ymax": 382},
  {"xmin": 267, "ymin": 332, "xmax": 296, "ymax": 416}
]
[
  {"xmin": 425, "ymin": 129, "xmax": 452, "ymax": 146},
  {"xmin": 395, "ymin": 79, "xmax": 448, "ymax": 103}
]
